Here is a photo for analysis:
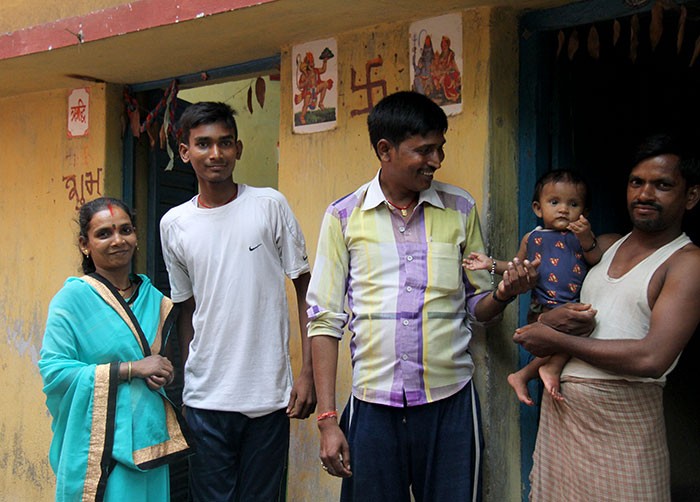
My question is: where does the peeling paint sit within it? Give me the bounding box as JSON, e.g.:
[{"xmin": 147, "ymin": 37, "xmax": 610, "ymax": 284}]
[
  {"xmin": 2, "ymin": 309, "xmax": 44, "ymax": 366},
  {"xmin": 3, "ymin": 424, "xmax": 52, "ymax": 489}
]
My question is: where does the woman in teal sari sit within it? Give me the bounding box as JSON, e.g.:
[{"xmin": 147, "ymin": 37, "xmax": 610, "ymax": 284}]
[{"xmin": 39, "ymin": 197, "xmax": 192, "ymax": 501}]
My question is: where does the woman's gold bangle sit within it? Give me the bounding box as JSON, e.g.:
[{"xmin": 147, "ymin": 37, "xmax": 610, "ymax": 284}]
[{"xmin": 128, "ymin": 361, "xmax": 132, "ymax": 383}]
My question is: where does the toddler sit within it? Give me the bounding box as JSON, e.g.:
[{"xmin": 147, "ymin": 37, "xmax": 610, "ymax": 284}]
[{"xmin": 464, "ymin": 170, "xmax": 602, "ymax": 404}]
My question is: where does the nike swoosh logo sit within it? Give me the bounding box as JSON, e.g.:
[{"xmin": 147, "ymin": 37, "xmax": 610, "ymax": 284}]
[{"xmin": 249, "ymin": 244, "xmax": 262, "ymax": 251}]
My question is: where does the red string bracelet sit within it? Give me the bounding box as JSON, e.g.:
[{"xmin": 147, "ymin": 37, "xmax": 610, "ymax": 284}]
[{"xmin": 317, "ymin": 410, "xmax": 338, "ymax": 422}]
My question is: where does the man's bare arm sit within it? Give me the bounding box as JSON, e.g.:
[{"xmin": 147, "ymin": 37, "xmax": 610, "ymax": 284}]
[
  {"xmin": 515, "ymin": 249, "xmax": 700, "ymax": 377},
  {"xmin": 176, "ymin": 297, "xmax": 195, "ymax": 376},
  {"xmin": 312, "ymin": 335, "xmax": 352, "ymax": 478},
  {"xmin": 287, "ymin": 272, "xmax": 317, "ymax": 419}
]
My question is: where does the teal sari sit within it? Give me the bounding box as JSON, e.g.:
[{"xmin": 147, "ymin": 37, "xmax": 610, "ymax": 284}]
[{"xmin": 39, "ymin": 274, "xmax": 192, "ymax": 501}]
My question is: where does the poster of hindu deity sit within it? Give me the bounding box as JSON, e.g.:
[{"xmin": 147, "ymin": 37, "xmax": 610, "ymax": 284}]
[
  {"xmin": 409, "ymin": 13, "xmax": 463, "ymax": 116},
  {"xmin": 292, "ymin": 38, "xmax": 338, "ymax": 133}
]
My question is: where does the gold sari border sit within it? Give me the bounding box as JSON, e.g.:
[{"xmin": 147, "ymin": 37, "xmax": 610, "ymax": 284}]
[
  {"xmin": 132, "ymin": 395, "xmax": 193, "ymax": 468},
  {"xmin": 151, "ymin": 297, "xmax": 174, "ymax": 355},
  {"xmin": 82, "ymin": 363, "xmax": 112, "ymax": 502}
]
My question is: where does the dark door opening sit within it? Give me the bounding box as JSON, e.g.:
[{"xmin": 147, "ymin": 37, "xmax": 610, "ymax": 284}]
[
  {"xmin": 547, "ymin": 6, "xmax": 700, "ymax": 238},
  {"xmin": 144, "ymin": 91, "xmax": 197, "ymax": 502},
  {"xmin": 549, "ymin": 14, "xmax": 700, "ymax": 499},
  {"xmin": 520, "ymin": 3, "xmax": 700, "ymax": 500}
]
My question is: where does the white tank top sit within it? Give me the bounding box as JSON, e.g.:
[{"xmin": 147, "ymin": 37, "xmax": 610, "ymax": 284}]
[{"xmin": 561, "ymin": 232, "xmax": 692, "ymax": 384}]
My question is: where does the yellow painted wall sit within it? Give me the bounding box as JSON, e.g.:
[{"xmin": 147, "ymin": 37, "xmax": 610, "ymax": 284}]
[
  {"xmin": 0, "ymin": 83, "xmax": 122, "ymax": 500},
  {"xmin": 0, "ymin": 4, "xmax": 524, "ymax": 501},
  {"xmin": 279, "ymin": 7, "xmax": 520, "ymax": 500}
]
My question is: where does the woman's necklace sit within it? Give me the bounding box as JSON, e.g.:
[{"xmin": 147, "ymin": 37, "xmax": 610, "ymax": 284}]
[
  {"xmin": 199, "ymin": 185, "xmax": 238, "ymax": 209},
  {"xmin": 114, "ymin": 280, "xmax": 132, "ymax": 292},
  {"xmin": 386, "ymin": 198, "xmax": 415, "ymax": 217}
]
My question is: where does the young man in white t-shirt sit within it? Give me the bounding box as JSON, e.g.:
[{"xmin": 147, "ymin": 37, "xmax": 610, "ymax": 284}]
[{"xmin": 160, "ymin": 101, "xmax": 316, "ymax": 501}]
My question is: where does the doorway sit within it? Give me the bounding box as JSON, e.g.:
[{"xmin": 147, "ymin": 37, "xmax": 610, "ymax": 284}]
[{"xmin": 519, "ymin": 1, "xmax": 700, "ymax": 500}]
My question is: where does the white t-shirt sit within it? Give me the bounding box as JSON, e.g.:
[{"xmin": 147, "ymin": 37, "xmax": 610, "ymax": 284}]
[{"xmin": 160, "ymin": 185, "xmax": 310, "ymax": 417}]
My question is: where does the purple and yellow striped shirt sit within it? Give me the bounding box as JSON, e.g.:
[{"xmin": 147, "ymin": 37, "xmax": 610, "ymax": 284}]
[{"xmin": 307, "ymin": 171, "xmax": 491, "ymax": 407}]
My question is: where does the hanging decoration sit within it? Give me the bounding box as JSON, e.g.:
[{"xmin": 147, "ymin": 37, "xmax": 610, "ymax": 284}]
[
  {"xmin": 553, "ymin": 0, "xmax": 700, "ymax": 67},
  {"xmin": 235, "ymin": 76, "xmax": 266, "ymax": 115},
  {"xmin": 255, "ymin": 77, "xmax": 266, "ymax": 109},
  {"xmin": 161, "ymin": 84, "xmax": 177, "ymax": 170},
  {"xmin": 677, "ymin": 6, "xmax": 687, "ymax": 54},
  {"xmin": 630, "ymin": 14, "xmax": 640, "ymax": 62},
  {"xmin": 123, "ymin": 80, "xmax": 180, "ymax": 170},
  {"xmin": 691, "ymin": 34, "xmax": 700, "ymax": 67},
  {"xmin": 568, "ymin": 29, "xmax": 579, "ymax": 61},
  {"xmin": 587, "ymin": 26, "xmax": 600, "ymax": 60},
  {"xmin": 557, "ymin": 30, "xmax": 566, "ymax": 58},
  {"xmin": 123, "ymin": 89, "xmax": 141, "ymax": 138}
]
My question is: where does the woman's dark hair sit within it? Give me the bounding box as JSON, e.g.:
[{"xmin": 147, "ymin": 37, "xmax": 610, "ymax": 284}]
[
  {"xmin": 367, "ymin": 91, "xmax": 448, "ymax": 159},
  {"xmin": 78, "ymin": 197, "xmax": 135, "ymax": 274},
  {"xmin": 178, "ymin": 101, "xmax": 238, "ymax": 144}
]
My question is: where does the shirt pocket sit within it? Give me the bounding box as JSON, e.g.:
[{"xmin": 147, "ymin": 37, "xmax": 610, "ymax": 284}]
[{"xmin": 428, "ymin": 242, "xmax": 461, "ymax": 293}]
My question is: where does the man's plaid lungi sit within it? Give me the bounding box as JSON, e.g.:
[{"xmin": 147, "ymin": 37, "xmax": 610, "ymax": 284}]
[{"xmin": 529, "ymin": 377, "xmax": 670, "ymax": 502}]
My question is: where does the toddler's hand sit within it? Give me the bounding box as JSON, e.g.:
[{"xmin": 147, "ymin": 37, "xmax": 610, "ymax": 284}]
[
  {"xmin": 463, "ymin": 252, "xmax": 491, "ymax": 271},
  {"xmin": 568, "ymin": 215, "xmax": 593, "ymax": 239}
]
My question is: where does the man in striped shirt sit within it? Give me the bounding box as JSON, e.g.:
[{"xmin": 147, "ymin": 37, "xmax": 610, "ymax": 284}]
[{"xmin": 307, "ymin": 91, "xmax": 538, "ymax": 501}]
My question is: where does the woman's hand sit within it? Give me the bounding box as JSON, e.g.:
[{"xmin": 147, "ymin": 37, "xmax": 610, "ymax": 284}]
[{"xmin": 131, "ymin": 355, "xmax": 174, "ymax": 390}]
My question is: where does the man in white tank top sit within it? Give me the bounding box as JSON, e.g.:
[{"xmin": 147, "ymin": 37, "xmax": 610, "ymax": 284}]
[{"xmin": 514, "ymin": 134, "xmax": 700, "ymax": 502}]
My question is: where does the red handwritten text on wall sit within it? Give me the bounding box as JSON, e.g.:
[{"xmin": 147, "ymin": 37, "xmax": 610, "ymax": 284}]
[{"xmin": 63, "ymin": 168, "xmax": 102, "ymax": 209}]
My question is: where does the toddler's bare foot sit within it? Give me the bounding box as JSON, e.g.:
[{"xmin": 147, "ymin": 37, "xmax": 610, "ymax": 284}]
[
  {"xmin": 507, "ymin": 371, "xmax": 534, "ymax": 406},
  {"xmin": 539, "ymin": 363, "xmax": 564, "ymax": 401}
]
